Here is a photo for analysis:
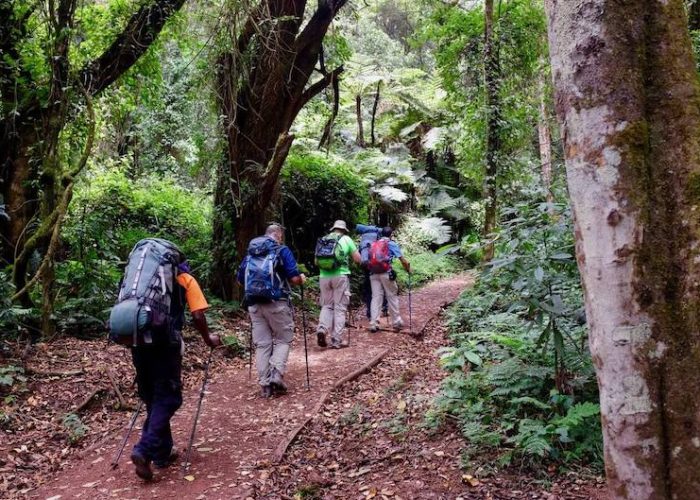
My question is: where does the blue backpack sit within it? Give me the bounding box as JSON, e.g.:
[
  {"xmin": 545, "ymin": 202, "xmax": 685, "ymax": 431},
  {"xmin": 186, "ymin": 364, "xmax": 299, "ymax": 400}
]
[
  {"xmin": 244, "ymin": 237, "xmax": 284, "ymax": 303},
  {"xmin": 359, "ymin": 231, "xmax": 380, "ymax": 265}
]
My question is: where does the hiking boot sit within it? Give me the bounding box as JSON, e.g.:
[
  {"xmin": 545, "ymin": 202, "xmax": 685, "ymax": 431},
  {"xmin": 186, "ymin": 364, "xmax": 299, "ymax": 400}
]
[
  {"xmin": 317, "ymin": 331, "xmax": 327, "ymax": 347},
  {"xmin": 131, "ymin": 451, "xmax": 153, "ymax": 481},
  {"xmin": 154, "ymin": 449, "xmax": 179, "ymax": 469},
  {"xmin": 270, "ymin": 368, "xmax": 288, "ymax": 394},
  {"xmin": 393, "ymin": 321, "xmax": 404, "ymax": 333},
  {"xmin": 260, "ymin": 385, "xmax": 273, "ymax": 398},
  {"xmin": 369, "ymin": 325, "xmax": 378, "ymax": 333}
]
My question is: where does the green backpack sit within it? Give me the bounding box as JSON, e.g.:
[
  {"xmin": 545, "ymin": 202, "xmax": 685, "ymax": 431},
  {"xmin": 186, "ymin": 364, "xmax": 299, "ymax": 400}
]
[{"xmin": 314, "ymin": 233, "xmax": 346, "ymax": 271}]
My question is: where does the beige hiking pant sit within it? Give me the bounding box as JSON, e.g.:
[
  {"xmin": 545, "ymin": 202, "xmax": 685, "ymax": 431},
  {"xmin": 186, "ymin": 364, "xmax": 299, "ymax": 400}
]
[
  {"xmin": 370, "ymin": 272, "xmax": 403, "ymax": 329},
  {"xmin": 249, "ymin": 301, "xmax": 294, "ymax": 386},
  {"xmin": 318, "ymin": 275, "xmax": 350, "ymax": 345}
]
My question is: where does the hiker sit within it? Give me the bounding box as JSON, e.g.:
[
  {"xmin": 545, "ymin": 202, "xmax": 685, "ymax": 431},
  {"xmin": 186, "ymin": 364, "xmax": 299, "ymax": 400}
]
[
  {"xmin": 237, "ymin": 223, "xmax": 307, "ymax": 398},
  {"xmin": 108, "ymin": 238, "xmax": 221, "ymax": 481},
  {"xmin": 356, "ymin": 223, "xmax": 388, "ymax": 319},
  {"xmin": 362, "ymin": 226, "xmax": 411, "ymax": 332},
  {"xmin": 314, "ymin": 220, "xmax": 362, "ymax": 348}
]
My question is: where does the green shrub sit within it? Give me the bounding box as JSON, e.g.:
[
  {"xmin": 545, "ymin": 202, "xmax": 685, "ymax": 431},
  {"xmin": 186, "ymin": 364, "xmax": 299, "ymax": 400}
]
[
  {"xmin": 281, "ymin": 150, "xmax": 369, "ymax": 267},
  {"xmin": 62, "ymin": 413, "xmax": 88, "ymax": 445},
  {"xmin": 55, "ymin": 167, "xmax": 212, "ymax": 333},
  {"xmin": 0, "ymin": 270, "xmax": 36, "ymax": 336},
  {"xmin": 429, "ymin": 202, "xmax": 602, "ymax": 470}
]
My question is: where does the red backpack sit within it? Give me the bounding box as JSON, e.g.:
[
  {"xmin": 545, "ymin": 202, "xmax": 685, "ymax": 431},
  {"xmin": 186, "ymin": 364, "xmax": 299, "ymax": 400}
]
[{"xmin": 368, "ymin": 238, "xmax": 392, "ymax": 274}]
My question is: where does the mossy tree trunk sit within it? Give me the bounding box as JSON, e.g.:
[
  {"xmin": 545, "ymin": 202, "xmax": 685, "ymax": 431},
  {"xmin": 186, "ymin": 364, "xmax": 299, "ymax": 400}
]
[
  {"xmin": 1, "ymin": 0, "xmax": 187, "ymax": 307},
  {"xmin": 211, "ymin": 0, "xmax": 346, "ymax": 300},
  {"xmin": 546, "ymin": 0, "xmax": 700, "ymax": 497}
]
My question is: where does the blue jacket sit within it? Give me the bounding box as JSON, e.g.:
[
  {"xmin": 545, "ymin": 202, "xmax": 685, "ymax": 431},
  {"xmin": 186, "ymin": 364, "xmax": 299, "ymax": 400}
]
[{"xmin": 355, "ymin": 224, "xmax": 403, "ymax": 259}]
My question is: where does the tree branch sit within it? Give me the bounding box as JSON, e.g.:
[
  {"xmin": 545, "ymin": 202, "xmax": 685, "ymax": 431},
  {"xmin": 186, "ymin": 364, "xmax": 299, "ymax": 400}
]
[
  {"xmin": 79, "ymin": 0, "xmax": 187, "ymax": 96},
  {"xmin": 297, "ymin": 65, "xmax": 344, "ymax": 115},
  {"xmin": 319, "ymin": 69, "xmax": 341, "ymax": 149}
]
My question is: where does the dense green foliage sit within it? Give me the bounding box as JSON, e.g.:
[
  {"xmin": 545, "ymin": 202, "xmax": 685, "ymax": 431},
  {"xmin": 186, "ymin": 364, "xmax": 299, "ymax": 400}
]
[
  {"xmin": 281, "ymin": 150, "xmax": 369, "ymax": 263},
  {"xmin": 53, "ymin": 168, "xmax": 211, "ymax": 331},
  {"xmin": 429, "ymin": 202, "xmax": 601, "ymax": 469}
]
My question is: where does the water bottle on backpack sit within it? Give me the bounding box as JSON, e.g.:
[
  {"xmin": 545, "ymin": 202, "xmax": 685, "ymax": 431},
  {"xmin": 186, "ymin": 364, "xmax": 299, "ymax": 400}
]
[{"xmin": 108, "ymin": 238, "xmax": 184, "ymax": 346}]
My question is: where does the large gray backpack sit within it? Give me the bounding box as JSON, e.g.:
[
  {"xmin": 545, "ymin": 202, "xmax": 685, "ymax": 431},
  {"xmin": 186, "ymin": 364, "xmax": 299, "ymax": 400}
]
[{"xmin": 108, "ymin": 238, "xmax": 184, "ymax": 346}]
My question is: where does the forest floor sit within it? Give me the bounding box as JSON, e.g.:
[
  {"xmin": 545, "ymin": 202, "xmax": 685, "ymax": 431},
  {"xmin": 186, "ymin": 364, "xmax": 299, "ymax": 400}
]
[{"xmin": 2, "ymin": 273, "xmax": 608, "ymax": 500}]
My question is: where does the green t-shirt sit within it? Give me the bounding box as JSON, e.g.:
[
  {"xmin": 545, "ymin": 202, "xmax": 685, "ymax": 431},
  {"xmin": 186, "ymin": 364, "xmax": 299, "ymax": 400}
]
[{"xmin": 319, "ymin": 234, "xmax": 358, "ymax": 278}]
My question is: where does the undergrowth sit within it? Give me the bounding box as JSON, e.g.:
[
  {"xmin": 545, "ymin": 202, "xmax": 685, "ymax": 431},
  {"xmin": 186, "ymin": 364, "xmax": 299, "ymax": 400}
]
[{"xmin": 428, "ymin": 202, "xmax": 602, "ymax": 472}]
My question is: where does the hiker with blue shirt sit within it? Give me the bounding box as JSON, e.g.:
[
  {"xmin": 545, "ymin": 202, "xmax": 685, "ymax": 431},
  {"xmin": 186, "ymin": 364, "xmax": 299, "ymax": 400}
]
[
  {"xmin": 356, "ymin": 223, "xmax": 384, "ymax": 319},
  {"xmin": 237, "ymin": 223, "xmax": 306, "ymax": 398},
  {"xmin": 359, "ymin": 225, "xmax": 411, "ymax": 332}
]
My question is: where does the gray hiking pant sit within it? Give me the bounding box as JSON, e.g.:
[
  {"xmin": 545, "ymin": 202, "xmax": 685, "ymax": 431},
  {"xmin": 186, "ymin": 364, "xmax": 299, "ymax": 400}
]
[
  {"xmin": 318, "ymin": 275, "xmax": 350, "ymax": 345},
  {"xmin": 249, "ymin": 301, "xmax": 294, "ymax": 386},
  {"xmin": 370, "ymin": 272, "xmax": 403, "ymax": 329}
]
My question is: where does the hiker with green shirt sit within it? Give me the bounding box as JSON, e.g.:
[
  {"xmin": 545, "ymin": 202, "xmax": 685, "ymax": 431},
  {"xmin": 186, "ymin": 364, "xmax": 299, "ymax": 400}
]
[{"xmin": 314, "ymin": 220, "xmax": 362, "ymax": 349}]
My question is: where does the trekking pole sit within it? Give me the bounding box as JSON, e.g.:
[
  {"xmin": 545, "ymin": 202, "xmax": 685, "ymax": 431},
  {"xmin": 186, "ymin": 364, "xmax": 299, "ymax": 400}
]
[
  {"xmin": 182, "ymin": 348, "xmax": 214, "ymax": 474},
  {"xmin": 408, "ymin": 272, "xmax": 413, "ymax": 337},
  {"xmin": 111, "ymin": 400, "xmax": 143, "ymax": 469},
  {"xmin": 301, "ymin": 284, "xmax": 310, "ymax": 390},
  {"xmin": 248, "ymin": 322, "xmax": 253, "ymax": 380}
]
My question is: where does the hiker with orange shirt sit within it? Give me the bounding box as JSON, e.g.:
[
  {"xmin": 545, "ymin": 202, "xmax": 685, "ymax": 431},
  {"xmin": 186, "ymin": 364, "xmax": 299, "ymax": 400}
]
[{"xmin": 108, "ymin": 238, "xmax": 221, "ymax": 481}]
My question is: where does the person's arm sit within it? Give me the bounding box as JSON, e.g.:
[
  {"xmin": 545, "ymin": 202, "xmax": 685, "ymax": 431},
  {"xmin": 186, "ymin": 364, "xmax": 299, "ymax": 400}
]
[
  {"xmin": 279, "ymin": 247, "xmax": 307, "ymax": 286},
  {"xmin": 344, "ymin": 236, "xmax": 362, "ymax": 265},
  {"xmin": 176, "ymin": 273, "xmax": 221, "ymax": 348},
  {"xmin": 389, "ymin": 241, "xmax": 410, "ymax": 273},
  {"xmin": 191, "ymin": 310, "xmax": 220, "ymax": 348}
]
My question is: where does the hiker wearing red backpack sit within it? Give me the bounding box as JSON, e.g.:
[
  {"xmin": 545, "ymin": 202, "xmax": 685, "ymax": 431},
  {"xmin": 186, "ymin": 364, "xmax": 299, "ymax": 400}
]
[
  {"xmin": 360, "ymin": 225, "xmax": 411, "ymax": 333},
  {"xmin": 108, "ymin": 238, "xmax": 221, "ymax": 481},
  {"xmin": 237, "ymin": 224, "xmax": 307, "ymax": 398}
]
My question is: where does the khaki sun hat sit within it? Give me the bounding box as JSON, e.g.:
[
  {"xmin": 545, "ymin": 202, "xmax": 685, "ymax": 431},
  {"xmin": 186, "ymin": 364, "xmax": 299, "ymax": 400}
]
[{"xmin": 330, "ymin": 220, "xmax": 349, "ymax": 232}]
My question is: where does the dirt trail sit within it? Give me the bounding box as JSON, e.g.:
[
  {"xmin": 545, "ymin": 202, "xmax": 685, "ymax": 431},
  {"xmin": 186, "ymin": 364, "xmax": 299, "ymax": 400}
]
[{"xmin": 31, "ymin": 274, "xmax": 472, "ymax": 500}]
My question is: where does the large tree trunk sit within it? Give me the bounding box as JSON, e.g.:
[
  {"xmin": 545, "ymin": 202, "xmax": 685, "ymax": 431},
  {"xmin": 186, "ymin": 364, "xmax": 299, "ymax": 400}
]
[
  {"xmin": 482, "ymin": 0, "xmax": 501, "ymax": 261},
  {"xmin": 211, "ymin": 0, "xmax": 346, "ymax": 299},
  {"xmin": 546, "ymin": 0, "xmax": 700, "ymax": 497}
]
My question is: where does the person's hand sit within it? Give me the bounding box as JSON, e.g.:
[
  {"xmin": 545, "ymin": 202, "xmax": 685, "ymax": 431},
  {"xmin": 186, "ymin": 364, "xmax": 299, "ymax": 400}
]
[
  {"xmin": 205, "ymin": 334, "xmax": 221, "ymax": 348},
  {"xmin": 299, "ymin": 273, "xmax": 307, "ymax": 284}
]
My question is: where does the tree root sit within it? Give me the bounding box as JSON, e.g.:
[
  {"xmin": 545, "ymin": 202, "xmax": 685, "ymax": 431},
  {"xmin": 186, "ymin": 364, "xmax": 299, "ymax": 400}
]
[
  {"xmin": 273, "ymin": 347, "xmax": 390, "ymax": 463},
  {"xmin": 75, "ymin": 388, "xmax": 105, "ymax": 413},
  {"xmin": 25, "ymin": 366, "xmax": 83, "ymax": 377}
]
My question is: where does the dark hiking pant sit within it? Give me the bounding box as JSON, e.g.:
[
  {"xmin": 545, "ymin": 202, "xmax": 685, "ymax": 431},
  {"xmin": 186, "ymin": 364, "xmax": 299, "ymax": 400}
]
[{"xmin": 131, "ymin": 341, "xmax": 182, "ymax": 463}]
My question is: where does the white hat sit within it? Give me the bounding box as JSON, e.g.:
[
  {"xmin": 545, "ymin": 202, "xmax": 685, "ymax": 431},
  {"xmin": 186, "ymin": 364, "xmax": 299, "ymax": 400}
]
[{"xmin": 330, "ymin": 220, "xmax": 349, "ymax": 232}]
